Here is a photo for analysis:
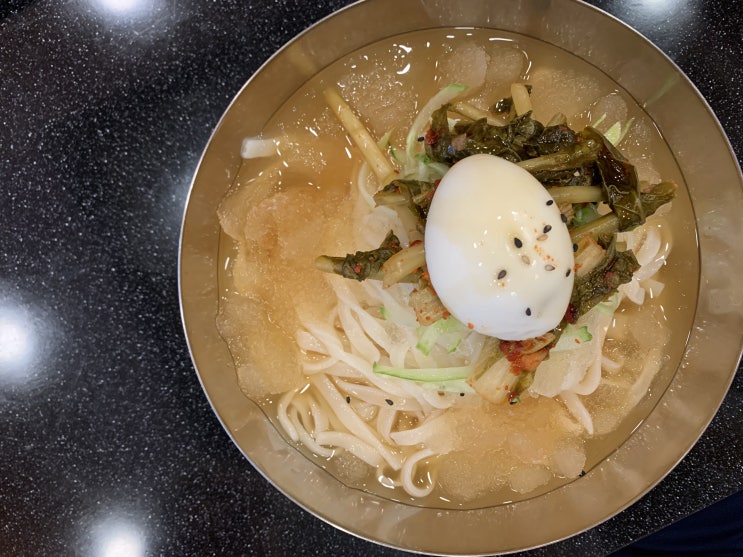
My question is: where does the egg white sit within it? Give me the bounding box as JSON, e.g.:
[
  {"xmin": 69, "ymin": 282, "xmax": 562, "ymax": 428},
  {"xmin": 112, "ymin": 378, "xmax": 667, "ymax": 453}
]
[{"xmin": 424, "ymin": 154, "xmax": 575, "ymax": 340}]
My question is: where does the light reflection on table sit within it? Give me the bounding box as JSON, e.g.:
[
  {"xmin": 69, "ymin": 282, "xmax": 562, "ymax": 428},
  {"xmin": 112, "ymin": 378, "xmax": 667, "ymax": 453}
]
[
  {"xmin": 0, "ymin": 298, "xmax": 41, "ymax": 385},
  {"xmin": 90, "ymin": 516, "xmax": 146, "ymax": 557}
]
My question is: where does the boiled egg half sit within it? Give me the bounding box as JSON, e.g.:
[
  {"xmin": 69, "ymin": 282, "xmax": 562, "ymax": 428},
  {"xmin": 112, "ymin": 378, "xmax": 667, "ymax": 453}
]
[{"xmin": 424, "ymin": 154, "xmax": 575, "ymax": 340}]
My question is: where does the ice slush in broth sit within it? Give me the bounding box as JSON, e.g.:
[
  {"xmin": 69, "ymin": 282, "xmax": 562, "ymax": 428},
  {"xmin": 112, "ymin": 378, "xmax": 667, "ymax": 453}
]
[{"xmin": 216, "ymin": 29, "xmax": 697, "ymax": 508}]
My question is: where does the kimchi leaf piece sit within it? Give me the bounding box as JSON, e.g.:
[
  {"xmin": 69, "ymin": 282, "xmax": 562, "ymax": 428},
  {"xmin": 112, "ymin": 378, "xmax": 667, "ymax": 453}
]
[
  {"xmin": 373, "ymin": 179, "xmax": 437, "ymax": 220},
  {"xmin": 639, "ymin": 180, "xmax": 677, "ymax": 215},
  {"xmin": 424, "ymin": 107, "xmax": 547, "ymax": 164},
  {"xmin": 424, "ymin": 103, "xmax": 456, "ymax": 164},
  {"xmin": 566, "ymin": 239, "xmax": 640, "ymax": 322},
  {"xmin": 533, "ymin": 165, "xmax": 595, "ymax": 187},
  {"xmin": 515, "ymin": 134, "xmax": 602, "ymax": 172},
  {"xmin": 523, "ymin": 124, "xmax": 580, "ymax": 157},
  {"xmin": 569, "ymin": 180, "xmax": 677, "ymax": 243},
  {"xmin": 409, "ymin": 277, "xmax": 450, "ymax": 326},
  {"xmin": 584, "ymin": 127, "xmax": 645, "ymax": 231},
  {"xmin": 315, "ymin": 230, "xmax": 402, "ymax": 282}
]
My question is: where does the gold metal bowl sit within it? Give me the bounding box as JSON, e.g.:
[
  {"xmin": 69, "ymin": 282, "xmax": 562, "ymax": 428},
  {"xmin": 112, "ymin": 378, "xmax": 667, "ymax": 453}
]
[{"xmin": 179, "ymin": 0, "xmax": 743, "ymax": 553}]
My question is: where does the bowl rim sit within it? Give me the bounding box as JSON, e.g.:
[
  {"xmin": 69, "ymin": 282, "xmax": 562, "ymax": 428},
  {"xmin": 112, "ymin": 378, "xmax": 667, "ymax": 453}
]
[{"xmin": 178, "ymin": 0, "xmax": 743, "ymax": 554}]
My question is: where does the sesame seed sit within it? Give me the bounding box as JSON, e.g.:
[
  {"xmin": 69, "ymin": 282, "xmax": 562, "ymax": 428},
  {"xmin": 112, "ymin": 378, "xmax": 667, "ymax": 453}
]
[
  {"xmin": 573, "ymin": 243, "xmax": 578, "ymax": 252},
  {"xmin": 514, "ymin": 237, "xmax": 523, "ymax": 248},
  {"xmin": 526, "ymin": 307, "xmax": 532, "ymax": 316},
  {"xmin": 346, "ymin": 396, "xmax": 351, "ymax": 403},
  {"xmin": 566, "ymin": 269, "xmax": 572, "ymax": 277},
  {"xmin": 561, "ymin": 214, "xmax": 568, "ymax": 223},
  {"xmin": 459, "ymin": 392, "xmax": 465, "ymax": 397},
  {"xmin": 537, "ymin": 233, "xmax": 548, "ymax": 241},
  {"xmin": 385, "ymin": 399, "xmax": 394, "ymax": 406},
  {"xmin": 543, "ymin": 224, "xmax": 552, "ymax": 233},
  {"xmin": 497, "ymin": 269, "xmax": 507, "ymax": 279},
  {"xmin": 546, "ymin": 199, "xmax": 554, "ymax": 206},
  {"xmin": 521, "ymin": 255, "xmax": 530, "ymax": 264},
  {"xmin": 545, "ymin": 264, "xmax": 555, "ymax": 271}
]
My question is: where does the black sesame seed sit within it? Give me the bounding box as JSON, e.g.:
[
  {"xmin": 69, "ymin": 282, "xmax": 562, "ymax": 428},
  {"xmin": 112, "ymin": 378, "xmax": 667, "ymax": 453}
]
[
  {"xmin": 573, "ymin": 243, "xmax": 578, "ymax": 252},
  {"xmin": 514, "ymin": 237, "xmax": 523, "ymax": 248},
  {"xmin": 526, "ymin": 307, "xmax": 532, "ymax": 316},
  {"xmin": 497, "ymin": 269, "xmax": 507, "ymax": 279},
  {"xmin": 385, "ymin": 399, "xmax": 394, "ymax": 406},
  {"xmin": 346, "ymin": 396, "xmax": 351, "ymax": 403},
  {"xmin": 579, "ymin": 469, "xmax": 587, "ymax": 477},
  {"xmin": 561, "ymin": 213, "xmax": 568, "ymax": 223},
  {"xmin": 543, "ymin": 224, "xmax": 552, "ymax": 233},
  {"xmin": 459, "ymin": 392, "xmax": 465, "ymax": 397},
  {"xmin": 545, "ymin": 264, "xmax": 555, "ymax": 271},
  {"xmin": 417, "ymin": 136, "xmax": 425, "ymax": 142},
  {"xmin": 546, "ymin": 199, "xmax": 554, "ymax": 206},
  {"xmin": 566, "ymin": 269, "xmax": 572, "ymax": 277}
]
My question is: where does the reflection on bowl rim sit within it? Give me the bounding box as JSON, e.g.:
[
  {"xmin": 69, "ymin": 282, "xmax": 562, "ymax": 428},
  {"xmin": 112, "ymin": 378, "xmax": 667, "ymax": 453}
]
[{"xmin": 178, "ymin": 0, "xmax": 743, "ymax": 554}]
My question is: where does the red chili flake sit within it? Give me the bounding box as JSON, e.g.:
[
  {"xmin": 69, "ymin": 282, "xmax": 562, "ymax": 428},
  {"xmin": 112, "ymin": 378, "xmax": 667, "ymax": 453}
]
[{"xmin": 467, "ymin": 322, "xmax": 475, "ymax": 330}]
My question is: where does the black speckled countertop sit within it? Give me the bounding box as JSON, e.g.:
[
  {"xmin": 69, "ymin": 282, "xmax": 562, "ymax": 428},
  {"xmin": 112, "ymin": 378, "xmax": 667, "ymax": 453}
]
[{"xmin": 1, "ymin": 1, "xmax": 741, "ymax": 555}]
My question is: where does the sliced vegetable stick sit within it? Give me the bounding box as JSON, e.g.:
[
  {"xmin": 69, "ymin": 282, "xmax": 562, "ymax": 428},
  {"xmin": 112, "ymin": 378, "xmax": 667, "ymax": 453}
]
[
  {"xmin": 382, "ymin": 242, "xmax": 426, "ymax": 287},
  {"xmin": 451, "ymin": 101, "xmax": 506, "ymax": 126},
  {"xmin": 547, "ymin": 185, "xmax": 605, "ymax": 204},
  {"xmin": 510, "ymin": 82, "xmax": 532, "ymax": 116},
  {"xmin": 323, "ymin": 88, "xmax": 396, "ymax": 184},
  {"xmin": 570, "ymin": 213, "xmax": 619, "ymax": 243}
]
